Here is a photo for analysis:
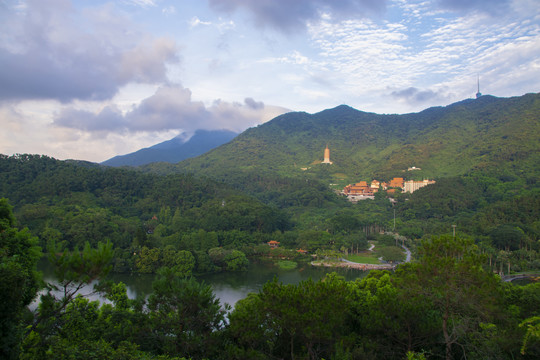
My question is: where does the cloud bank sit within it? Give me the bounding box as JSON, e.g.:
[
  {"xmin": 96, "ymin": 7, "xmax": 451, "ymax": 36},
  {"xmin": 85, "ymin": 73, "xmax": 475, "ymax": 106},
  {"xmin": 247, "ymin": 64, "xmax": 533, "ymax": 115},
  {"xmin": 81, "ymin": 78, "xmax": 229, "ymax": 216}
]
[
  {"xmin": 436, "ymin": 0, "xmax": 511, "ymax": 15},
  {"xmin": 208, "ymin": 0, "xmax": 387, "ymax": 32},
  {"xmin": 390, "ymin": 87, "xmax": 448, "ymax": 105},
  {"xmin": 0, "ymin": 0, "xmax": 178, "ymax": 102},
  {"xmin": 54, "ymin": 84, "xmax": 289, "ymax": 135}
]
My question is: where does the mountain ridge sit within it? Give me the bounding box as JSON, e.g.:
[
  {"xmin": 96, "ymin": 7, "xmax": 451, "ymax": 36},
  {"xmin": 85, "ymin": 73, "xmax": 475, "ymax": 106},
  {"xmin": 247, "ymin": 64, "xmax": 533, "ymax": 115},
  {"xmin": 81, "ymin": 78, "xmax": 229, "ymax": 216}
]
[{"xmin": 156, "ymin": 93, "xmax": 539, "ymax": 185}]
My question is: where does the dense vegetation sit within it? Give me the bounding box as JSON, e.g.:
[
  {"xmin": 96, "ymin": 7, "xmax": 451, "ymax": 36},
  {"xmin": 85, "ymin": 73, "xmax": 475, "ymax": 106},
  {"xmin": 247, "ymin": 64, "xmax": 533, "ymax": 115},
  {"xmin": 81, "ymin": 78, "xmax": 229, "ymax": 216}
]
[
  {"xmin": 1, "ymin": 154, "xmax": 381, "ymax": 276},
  {"xmin": 0, "ymin": 154, "xmax": 293, "ymax": 275},
  {"xmin": 3, "ymin": 201, "xmax": 540, "ymax": 359},
  {"xmin": 1, "ymin": 93, "xmax": 539, "ymax": 359}
]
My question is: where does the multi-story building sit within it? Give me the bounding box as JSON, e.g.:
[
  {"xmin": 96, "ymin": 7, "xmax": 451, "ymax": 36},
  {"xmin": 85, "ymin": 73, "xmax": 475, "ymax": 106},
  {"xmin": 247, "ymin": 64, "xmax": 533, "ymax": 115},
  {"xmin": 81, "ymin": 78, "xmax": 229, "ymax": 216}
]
[{"xmin": 403, "ymin": 179, "xmax": 436, "ymax": 193}]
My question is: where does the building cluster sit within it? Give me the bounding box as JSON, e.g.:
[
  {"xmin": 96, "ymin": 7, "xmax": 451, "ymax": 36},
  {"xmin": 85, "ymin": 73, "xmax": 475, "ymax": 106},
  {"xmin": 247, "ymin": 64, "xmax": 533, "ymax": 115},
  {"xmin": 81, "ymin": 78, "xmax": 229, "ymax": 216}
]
[
  {"xmin": 342, "ymin": 177, "xmax": 435, "ymax": 201},
  {"xmin": 319, "ymin": 145, "xmax": 435, "ymax": 201}
]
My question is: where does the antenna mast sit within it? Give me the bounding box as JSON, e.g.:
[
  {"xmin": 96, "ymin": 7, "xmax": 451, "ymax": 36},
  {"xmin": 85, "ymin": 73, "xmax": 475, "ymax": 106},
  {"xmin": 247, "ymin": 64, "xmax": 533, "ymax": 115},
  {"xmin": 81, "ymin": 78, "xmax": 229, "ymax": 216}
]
[{"xmin": 476, "ymin": 74, "xmax": 482, "ymax": 99}]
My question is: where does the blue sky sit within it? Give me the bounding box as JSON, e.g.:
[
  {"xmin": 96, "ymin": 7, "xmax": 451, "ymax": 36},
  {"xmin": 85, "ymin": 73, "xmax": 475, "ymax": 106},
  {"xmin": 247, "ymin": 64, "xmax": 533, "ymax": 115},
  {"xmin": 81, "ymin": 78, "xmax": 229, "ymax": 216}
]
[{"xmin": 1, "ymin": 0, "xmax": 539, "ymax": 162}]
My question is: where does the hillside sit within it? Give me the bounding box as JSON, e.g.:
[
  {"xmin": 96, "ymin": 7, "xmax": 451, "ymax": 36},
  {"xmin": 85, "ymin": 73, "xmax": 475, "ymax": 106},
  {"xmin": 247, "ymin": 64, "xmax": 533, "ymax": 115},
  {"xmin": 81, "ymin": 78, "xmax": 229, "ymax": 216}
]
[
  {"xmin": 102, "ymin": 129, "xmax": 238, "ymax": 167},
  {"xmin": 166, "ymin": 93, "xmax": 540, "ymax": 186},
  {"xmin": 0, "ymin": 154, "xmax": 292, "ymax": 253}
]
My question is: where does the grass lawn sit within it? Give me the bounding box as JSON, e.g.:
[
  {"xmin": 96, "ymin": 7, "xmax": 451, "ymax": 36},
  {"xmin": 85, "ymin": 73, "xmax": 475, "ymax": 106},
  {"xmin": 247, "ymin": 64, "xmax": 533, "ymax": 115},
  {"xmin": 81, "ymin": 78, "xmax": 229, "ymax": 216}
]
[
  {"xmin": 345, "ymin": 254, "xmax": 381, "ymax": 264},
  {"xmin": 276, "ymin": 260, "xmax": 298, "ymax": 270}
]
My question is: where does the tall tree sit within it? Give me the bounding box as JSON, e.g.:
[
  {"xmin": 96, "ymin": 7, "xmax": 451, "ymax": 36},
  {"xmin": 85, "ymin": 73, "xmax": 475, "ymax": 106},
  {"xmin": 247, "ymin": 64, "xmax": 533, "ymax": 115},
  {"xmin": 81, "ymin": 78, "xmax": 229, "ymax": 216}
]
[
  {"xmin": 22, "ymin": 239, "xmax": 114, "ymax": 357},
  {"xmin": 147, "ymin": 268, "xmax": 226, "ymax": 359},
  {"xmin": 400, "ymin": 235, "xmax": 501, "ymax": 360},
  {"xmin": 228, "ymin": 273, "xmax": 353, "ymax": 359},
  {"xmin": 0, "ymin": 198, "xmax": 41, "ymax": 359},
  {"xmin": 349, "ymin": 271, "xmax": 439, "ymax": 358}
]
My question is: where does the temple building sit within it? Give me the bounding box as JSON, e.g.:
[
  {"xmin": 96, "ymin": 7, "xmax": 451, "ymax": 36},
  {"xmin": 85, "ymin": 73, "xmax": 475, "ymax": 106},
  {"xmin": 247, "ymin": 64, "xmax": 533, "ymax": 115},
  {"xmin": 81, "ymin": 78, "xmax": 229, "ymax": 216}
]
[
  {"xmin": 388, "ymin": 177, "xmax": 404, "ymax": 189},
  {"xmin": 268, "ymin": 240, "xmax": 280, "ymax": 248},
  {"xmin": 342, "ymin": 177, "xmax": 435, "ymax": 202},
  {"xmin": 322, "ymin": 145, "xmax": 333, "ymax": 164}
]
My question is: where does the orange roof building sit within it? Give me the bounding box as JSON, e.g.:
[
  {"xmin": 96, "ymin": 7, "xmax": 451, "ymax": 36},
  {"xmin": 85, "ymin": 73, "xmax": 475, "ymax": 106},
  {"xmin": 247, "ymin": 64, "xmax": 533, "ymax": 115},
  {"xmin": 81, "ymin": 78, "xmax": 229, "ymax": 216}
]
[
  {"xmin": 268, "ymin": 240, "xmax": 280, "ymax": 248},
  {"xmin": 343, "ymin": 181, "xmax": 373, "ymax": 195},
  {"xmin": 388, "ymin": 177, "xmax": 404, "ymax": 189}
]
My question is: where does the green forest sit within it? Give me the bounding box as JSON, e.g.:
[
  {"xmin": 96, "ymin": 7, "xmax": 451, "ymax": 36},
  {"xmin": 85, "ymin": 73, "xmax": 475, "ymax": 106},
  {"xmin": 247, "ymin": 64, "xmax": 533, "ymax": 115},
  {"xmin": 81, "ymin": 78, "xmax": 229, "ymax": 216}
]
[
  {"xmin": 1, "ymin": 94, "xmax": 540, "ymax": 359},
  {"xmin": 1, "ymin": 151, "xmax": 539, "ymax": 359}
]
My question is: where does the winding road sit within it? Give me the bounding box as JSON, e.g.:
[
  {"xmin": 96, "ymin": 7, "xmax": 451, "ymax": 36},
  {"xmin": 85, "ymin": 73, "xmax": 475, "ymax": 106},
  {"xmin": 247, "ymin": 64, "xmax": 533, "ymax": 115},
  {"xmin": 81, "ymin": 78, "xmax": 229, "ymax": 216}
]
[
  {"xmin": 339, "ymin": 240, "xmax": 412, "ymax": 267},
  {"xmin": 402, "ymin": 244, "xmax": 411, "ymax": 263}
]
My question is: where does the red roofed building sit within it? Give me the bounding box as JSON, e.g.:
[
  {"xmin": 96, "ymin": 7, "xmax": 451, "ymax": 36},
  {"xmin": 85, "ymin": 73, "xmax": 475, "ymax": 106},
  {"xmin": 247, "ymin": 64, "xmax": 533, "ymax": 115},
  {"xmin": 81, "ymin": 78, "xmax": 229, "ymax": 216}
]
[
  {"xmin": 388, "ymin": 177, "xmax": 404, "ymax": 189},
  {"xmin": 268, "ymin": 240, "xmax": 280, "ymax": 248},
  {"xmin": 370, "ymin": 180, "xmax": 381, "ymax": 191},
  {"xmin": 343, "ymin": 181, "xmax": 372, "ymax": 195}
]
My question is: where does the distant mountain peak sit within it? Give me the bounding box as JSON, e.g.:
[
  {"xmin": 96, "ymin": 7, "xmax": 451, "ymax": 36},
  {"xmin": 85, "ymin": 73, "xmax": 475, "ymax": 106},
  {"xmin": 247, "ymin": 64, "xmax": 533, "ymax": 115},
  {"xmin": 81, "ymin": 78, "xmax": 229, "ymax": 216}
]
[{"xmin": 101, "ymin": 129, "xmax": 238, "ymax": 167}]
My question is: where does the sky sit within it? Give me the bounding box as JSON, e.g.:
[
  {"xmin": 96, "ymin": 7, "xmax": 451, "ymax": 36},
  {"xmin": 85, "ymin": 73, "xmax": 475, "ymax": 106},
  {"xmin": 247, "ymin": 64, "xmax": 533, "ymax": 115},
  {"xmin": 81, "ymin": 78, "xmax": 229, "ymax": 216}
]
[{"xmin": 1, "ymin": 0, "xmax": 539, "ymax": 162}]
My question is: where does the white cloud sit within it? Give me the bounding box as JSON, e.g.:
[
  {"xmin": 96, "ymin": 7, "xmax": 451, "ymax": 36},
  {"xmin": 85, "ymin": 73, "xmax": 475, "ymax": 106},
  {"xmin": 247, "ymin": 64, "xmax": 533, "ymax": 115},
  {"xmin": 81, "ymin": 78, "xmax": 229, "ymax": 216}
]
[
  {"xmin": 53, "ymin": 84, "xmax": 290, "ymax": 134},
  {"xmin": 208, "ymin": 0, "xmax": 387, "ymax": 33},
  {"xmin": 0, "ymin": 0, "xmax": 178, "ymax": 102},
  {"xmin": 190, "ymin": 16, "xmax": 212, "ymax": 27},
  {"xmin": 162, "ymin": 6, "xmax": 175, "ymax": 16},
  {"xmin": 0, "ymin": 105, "xmax": 26, "ymax": 152},
  {"xmin": 307, "ymin": 19, "xmax": 412, "ymax": 92},
  {"xmin": 301, "ymin": 0, "xmax": 540, "ymax": 111},
  {"xmin": 123, "ymin": 0, "xmax": 157, "ymax": 8}
]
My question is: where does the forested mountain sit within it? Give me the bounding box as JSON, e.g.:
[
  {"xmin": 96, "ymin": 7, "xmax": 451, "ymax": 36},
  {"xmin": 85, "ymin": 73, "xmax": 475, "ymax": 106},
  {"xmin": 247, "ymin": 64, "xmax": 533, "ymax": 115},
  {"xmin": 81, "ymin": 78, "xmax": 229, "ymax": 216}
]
[
  {"xmin": 101, "ymin": 129, "xmax": 238, "ymax": 167},
  {"xmin": 1, "ymin": 95, "xmax": 540, "ymax": 360},
  {"xmin": 0, "ymin": 154, "xmax": 299, "ymax": 274},
  {"xmin": 165, "ymin": 93, "xmax": 540, "ymax": 186}
]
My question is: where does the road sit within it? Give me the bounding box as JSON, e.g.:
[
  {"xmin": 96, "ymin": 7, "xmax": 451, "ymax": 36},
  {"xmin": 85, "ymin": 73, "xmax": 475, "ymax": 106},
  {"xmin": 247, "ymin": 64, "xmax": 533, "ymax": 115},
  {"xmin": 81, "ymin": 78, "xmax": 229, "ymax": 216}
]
[
  {"xmin": 340, "ymin": 240, "xmax": 411, "ymax": 265},
  {"xmin": 402, "ymin": 244, "xmax": 411, "ymax": 263}
]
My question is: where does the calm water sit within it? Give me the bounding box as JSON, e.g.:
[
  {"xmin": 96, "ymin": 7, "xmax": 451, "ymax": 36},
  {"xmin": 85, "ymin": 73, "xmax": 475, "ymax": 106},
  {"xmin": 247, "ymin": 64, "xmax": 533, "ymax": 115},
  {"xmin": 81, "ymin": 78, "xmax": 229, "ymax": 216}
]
[{"xmin": 38, "ymin": 259, "xmax": 368, "ymax": 308}]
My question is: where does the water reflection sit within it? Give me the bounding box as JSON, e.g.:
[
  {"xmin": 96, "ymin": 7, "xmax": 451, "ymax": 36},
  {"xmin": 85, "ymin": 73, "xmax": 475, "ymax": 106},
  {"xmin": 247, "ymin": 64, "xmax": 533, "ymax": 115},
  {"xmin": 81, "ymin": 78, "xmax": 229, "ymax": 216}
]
[{"xmin": 39, "ymin": 259, "xmax": 368, "ymax": 308}]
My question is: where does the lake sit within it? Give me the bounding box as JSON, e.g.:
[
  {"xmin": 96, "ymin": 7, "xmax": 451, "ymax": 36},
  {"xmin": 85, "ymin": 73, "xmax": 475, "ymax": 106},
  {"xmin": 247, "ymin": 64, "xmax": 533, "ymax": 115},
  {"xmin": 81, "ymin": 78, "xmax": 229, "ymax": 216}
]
[{"xmin": 39, "ymin": 259, "xmax": 369, "ymax": 308}]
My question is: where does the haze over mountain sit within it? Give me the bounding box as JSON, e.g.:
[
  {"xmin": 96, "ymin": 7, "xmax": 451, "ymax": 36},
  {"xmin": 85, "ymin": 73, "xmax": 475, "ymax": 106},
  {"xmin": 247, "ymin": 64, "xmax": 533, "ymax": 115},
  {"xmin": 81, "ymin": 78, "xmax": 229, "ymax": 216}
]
[
  {"xmin": 101, "ymin": 129, "xmax": 238, "ymax": 167},
  {"xmin": 157, "ymin": 93, "xmax": 540, "ymax": 185}
]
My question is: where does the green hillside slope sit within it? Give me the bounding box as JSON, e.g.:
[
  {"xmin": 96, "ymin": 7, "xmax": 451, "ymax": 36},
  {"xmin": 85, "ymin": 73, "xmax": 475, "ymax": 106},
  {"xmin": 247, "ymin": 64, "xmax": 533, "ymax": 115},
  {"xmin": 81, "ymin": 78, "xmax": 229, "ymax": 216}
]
[{"xmin": 169, "ymin": 93, "xmax": 539, "ymax": 185}]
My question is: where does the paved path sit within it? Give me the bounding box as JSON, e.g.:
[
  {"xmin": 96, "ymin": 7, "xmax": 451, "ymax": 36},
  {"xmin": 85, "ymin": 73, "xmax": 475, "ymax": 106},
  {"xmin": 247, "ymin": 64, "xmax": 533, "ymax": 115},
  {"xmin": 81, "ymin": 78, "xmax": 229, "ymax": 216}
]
[
  {"xmin": 502, "ymin": 273, "xmax": 540, "ymax": 282},
  {"xmin": 402, "ymin": 244, "xmax": 411, "ymax": 263},
  {"xmin": 317, "ymin": 235, "xmax": 412, "ymax": 271},
  {"xmin": 313, "ymin": 260, "xmax": 394, "ymax": 270}
]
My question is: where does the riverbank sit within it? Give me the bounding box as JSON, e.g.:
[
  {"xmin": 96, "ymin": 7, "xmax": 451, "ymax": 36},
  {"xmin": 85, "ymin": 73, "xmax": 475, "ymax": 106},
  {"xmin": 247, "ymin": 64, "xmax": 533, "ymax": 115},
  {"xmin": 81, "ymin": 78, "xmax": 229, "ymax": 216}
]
[
  {"xmin": 311, "ymin": 260, "xmax": 395, "ymax": 271},
  {"xmin": 311, "ymin": 242, "xmax": 411, "ymax": 271}
]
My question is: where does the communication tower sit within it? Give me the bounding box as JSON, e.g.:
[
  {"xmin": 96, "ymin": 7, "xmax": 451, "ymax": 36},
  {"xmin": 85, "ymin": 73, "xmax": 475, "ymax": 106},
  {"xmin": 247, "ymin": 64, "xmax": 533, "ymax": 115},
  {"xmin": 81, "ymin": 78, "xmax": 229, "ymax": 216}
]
[{"xmin": 476, "ymin": 75, "xmax": 482, "ymax": 99}]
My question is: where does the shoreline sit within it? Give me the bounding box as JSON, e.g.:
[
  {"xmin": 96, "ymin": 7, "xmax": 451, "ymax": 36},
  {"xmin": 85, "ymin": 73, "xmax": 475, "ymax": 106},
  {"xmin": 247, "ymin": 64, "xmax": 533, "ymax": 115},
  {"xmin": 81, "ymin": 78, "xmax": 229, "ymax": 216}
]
[{"xmin": 311, "ymin": 261, "xmax": 395, "ymax": 271}]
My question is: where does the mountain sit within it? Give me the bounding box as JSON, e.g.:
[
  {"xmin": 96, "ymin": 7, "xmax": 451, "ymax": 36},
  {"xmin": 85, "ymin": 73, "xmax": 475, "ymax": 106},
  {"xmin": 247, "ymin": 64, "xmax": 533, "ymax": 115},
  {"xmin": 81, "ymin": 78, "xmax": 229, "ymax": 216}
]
[
  {"xmin": 160, "ymin": 93, "xmax": 539, "ymax": 186},
  {"xmin": 101, "ymin": 129, "xmax": 238, "ymax": 167}
]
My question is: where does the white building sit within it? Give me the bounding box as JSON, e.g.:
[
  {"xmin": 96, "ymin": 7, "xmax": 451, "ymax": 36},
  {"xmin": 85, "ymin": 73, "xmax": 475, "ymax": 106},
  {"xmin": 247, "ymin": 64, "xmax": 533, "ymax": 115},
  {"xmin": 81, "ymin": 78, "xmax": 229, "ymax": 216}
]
[{"xmin": 403, "ymin": 179, "xmax": 436, "ymax": 193}]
